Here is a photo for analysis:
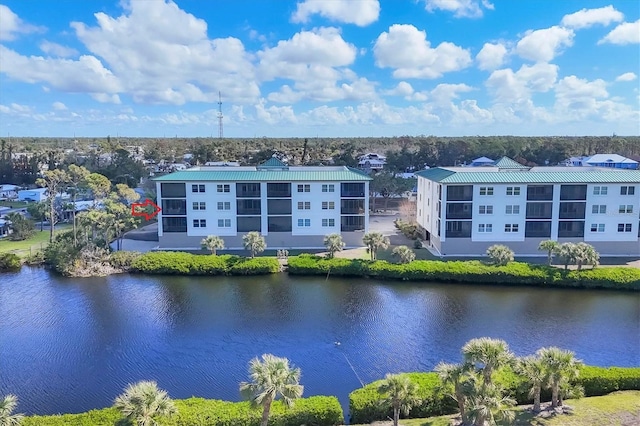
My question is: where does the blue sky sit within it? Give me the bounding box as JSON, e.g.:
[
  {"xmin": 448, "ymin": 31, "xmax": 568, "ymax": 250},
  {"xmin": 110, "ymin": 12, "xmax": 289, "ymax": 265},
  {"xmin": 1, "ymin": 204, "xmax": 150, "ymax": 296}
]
[{"xmin": 0, "ymin": 0, "xmax": 638, "ymax": 137}]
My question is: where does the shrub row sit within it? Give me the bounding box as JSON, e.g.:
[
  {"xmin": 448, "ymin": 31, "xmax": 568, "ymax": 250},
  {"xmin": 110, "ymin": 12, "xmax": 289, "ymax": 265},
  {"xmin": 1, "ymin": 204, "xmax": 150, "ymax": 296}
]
[
  {"xmin": 23, "ymin": 396, "xmax": 343, "ymax": 426},
  {"xmin": 130, "ymin": 251, "xmax": 280, "ymax": 276},
  {"xmin": 0, "ymin": 252, "xmax": 22, "ymax": 271},
  {"xmin": 349, "ymin": 366, "xmax": 640, "ymax": 423},
  {"xmin": 287, "ymin": 255, "xmax": 640, "ymax": 290}
]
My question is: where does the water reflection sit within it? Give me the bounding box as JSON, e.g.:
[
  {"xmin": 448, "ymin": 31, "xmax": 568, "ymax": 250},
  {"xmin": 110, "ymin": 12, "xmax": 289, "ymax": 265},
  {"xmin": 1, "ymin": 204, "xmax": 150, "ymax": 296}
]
[{"xmin": 0, "ymin": 267, "xmax": 638, "ymax": 416}]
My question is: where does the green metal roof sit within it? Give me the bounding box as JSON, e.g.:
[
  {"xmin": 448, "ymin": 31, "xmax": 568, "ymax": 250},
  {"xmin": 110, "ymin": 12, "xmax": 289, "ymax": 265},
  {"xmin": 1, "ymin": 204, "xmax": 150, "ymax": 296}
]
[
  {"xmin": 494, "ymin": 156, "xmax": 529, "ymax": 169},
  {"xmin": 258, "ymin": 157, "xmax": 288, "ymax": 169},
  {"xmin": 415, "ymin": 167, "xmax": 640, "ymax": 184},
  {"xmin": 154, "ymin": 167, "xmax": 372, "ymax": 182}
]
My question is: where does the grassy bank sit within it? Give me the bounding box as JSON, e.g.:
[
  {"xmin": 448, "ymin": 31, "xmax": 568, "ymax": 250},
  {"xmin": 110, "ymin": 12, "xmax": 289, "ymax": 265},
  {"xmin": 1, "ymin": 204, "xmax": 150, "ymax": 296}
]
[
  {"xmin": 129, "ymin": 251, "xmax": 281, "ymax": 275},
  {"xmin": 22, "ymin": 395, "xmax": 344, "ymax": 426},
  {"xmin": 352, "ymin": 391, "xmax": 640, "ymax": 426},
  {"xmin": 0, "ymin": 225, "xmax": 70, "ymax": 257},
  {"xmin": 288, "ymin": 254, "xmax": 640, "ymax": 291}
]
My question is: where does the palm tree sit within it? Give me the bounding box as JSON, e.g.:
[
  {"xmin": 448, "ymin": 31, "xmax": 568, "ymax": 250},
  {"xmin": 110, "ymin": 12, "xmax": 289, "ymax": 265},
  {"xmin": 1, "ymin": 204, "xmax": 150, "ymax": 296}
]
[
  {"xmin": 377, "ymin": 374, "xmax": 420, "ymax": 426},
  {"xmin": 462, "ymin": 337, "xmax": 514, "ymax": 387},
  {"xmin": 573, "ymin": 242, "xmax": 599, "ymax": 270},
  {"xmin": 466, "ymin": 382, "xmax": 516, "ymax": 426},
  {"xmin": 537, "ymin": 347, "xmax": 583, "ymax": 408},
  {"xmin": 323, "ymin": 233, "xmax": 345, "ymax": 259},
  {"xmin": 243, "ymin": 231, "xmax": 266, "ymax": 258},
  {"xmin": 435, "ymin": 362, "xmax": 471, "ymax": 424},
  {"xmin": 66, "ymin": 164, "xmax": 90, "ymax": 247},
  {"xmin": 36, "ymin": 169, "xmax": 69, "ymax": 243},
  {"xmin": 239, "ymin": 354, "xmax": 304, "ymax": 426},
  {"xmin": 0, "ymin": 394, "xmax": 24, "ymax": 426},
  {"xmin": 201, "ymin": 235, "xmax": 225, "ymax": 255},
  {"xmin": 113, "ymin": 381, "xmax": 176, "ymax": 426},
  {"xmin": 392, "ymin": 245, "xmax": 415, "ymax": 264},
  {"xmin": 362, "ymin": 231, "xmax": 390, "ymax": 261},
  {"xmin": 517, "ymin": 356, "xmax": 547, "ymax": 412},
  {"xmin": 485, "ymin": 244, "xmax": 514, "ymax": 266},
  {"xmin": 538, "ymin": 240, "xmax": 559, "ymax": 266},
  {"xmin": 556, "ymin": 243, "xmax": 576, "ymax": 270}
]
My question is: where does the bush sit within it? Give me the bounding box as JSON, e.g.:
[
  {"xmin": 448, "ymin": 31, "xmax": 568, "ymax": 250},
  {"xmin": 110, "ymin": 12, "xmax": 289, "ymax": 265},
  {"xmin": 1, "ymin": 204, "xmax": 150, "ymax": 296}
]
[
  {"xmin": 23, "ymin": 250, "xmax": 45, "ymax": 265},
  {"xmin": 0, "ymin": 252, "xmax": 22, "ymax": 271},
  {"xmin": 349, "ymin": 366, "xmax": 640, "ymax": 423},
  {"xmin": 23, "ymin": 396, "xmax": 344, "ymax": 426},
  {"xmin": 394, "ymin": 219, "xmax": 420, "ymax": 240},
  {"xmin": 109, "ymin": 251, "xmax": 142, "ymax": 271},
  {"xmin": 131, "ymin": 252, "xmax": 280, "ymax": 276},
  {"xmin": 287, "ymin": 256, "xmax": 640, "ymax": 291}
]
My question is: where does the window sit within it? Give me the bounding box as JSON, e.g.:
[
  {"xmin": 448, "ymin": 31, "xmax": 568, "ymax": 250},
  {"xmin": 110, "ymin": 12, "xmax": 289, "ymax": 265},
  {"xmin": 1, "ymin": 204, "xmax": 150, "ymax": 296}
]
[
  {"xmin": 591, "ymin": 205, "xmax": 607, "ymax": 214},
  {"xmin": 506, "ymin": 187, "xmax": 521, "ymax": 196},
  {"xmin": 267, "ymin": 183, "xmax": 291, "ymax": 197},
  {"xmin": 618, "ymin": 223, "xmax": 633, "ymax": 233},
  {"xmin": 217, "ymin": 219, "xmax": 231, "ymax": 228},
  {"xmin": 446, "ymin": 185, "xmax": 473, "ymax": 201},
  {"xmin": 193, "ymin": 219, "xmax": 206, "ymax": 228},
  {"xmin": 620, "ymin": 186, "xmax": 635, "ymax": 195},
  {"xmin": 479, "ymin": 205, "xmax": 493, "ymax": 214},
  {"xmin": 297, "ymin": 218, "xmax": 311, "ymax": 227},
  {"xmin": 525, "ymin": 221, "xmax": 551, "ymax": 238},
  {"xmin": 160, "ymin": 183, "xmax": 185, "ymax": 198},
  {"xmin": 162, "ymin": 217, "xmax": 187, "ymax": 233},
  {"xmin": 217, "ymin": 201, "xmax": 231, "ymax": 210},
  {"xmin": 590, "ymin": 223, "xmax": 605, "ymax": 232},
  {"xmin": 505, "ymin": 205, "xmax": 520, "ymax": 215},
  {"xmin": 322, "ymin": 201, "xmax": 335, "ymax": 210},
  {"xmin": 297, "ymin": 201, "xmax": 311, "ymax": 210},
  {"xmin": 321, "ymin": 184, "xmax": 335, "ymax": 192},
  {"xmin": 217, "ymin": 184, "xmax": 230, "ymax": 193},
  {"xmin": 504, "ymin": 224, "xmax": 519, "ymax": 233},
  {"xmin": 161, "ymin": 199, "xmax": 186, "ymax": 215},
  {"xmin": 479, "ymin": 187, "xmax": 494, "ymax": 196},
  {"xmin": 297, "ymin": 184, "xmax": 311, "ymax": 193},
  {"xmin": 192, "ymin": 184, "xmax": 205, "ymax": 193},
  {"xmin": 619, "ymin": 205, "xmax": 633, "ymax": 214},
  {"xmin": 593, "ymin": 186, "xmax": 608, "ymax": 195},
  {"xmin": 322, "ymin": 218, "xmax": 335, "ymax": 227},
  {"xmin": 193, "ymin": 202, "xmax": 206, "ymax": 210},
  {"xmin": 478, "ymin": 223, "xmax": 493, "ymax": 233}
]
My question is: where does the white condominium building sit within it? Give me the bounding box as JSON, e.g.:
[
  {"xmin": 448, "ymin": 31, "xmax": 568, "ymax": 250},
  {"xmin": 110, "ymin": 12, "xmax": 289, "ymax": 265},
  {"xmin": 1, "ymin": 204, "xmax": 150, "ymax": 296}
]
[
  {"xmin": 154, "ymin": 158, "xmax": 371, "ymax": 250},
  {"xmin": 416, "ymin": 157, "xmax": 640, "ymax": 257}
]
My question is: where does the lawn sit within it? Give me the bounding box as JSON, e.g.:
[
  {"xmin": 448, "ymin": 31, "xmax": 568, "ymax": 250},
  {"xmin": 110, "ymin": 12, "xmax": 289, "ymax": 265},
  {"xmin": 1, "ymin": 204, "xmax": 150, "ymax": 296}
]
[
  {"xmin": 0, "ymin": 225, "xmax": 71, "ymax": 256},
  {"xmin": 0, "ymin": 200, "xmax": 30, "ymax": 208},
  {"xmin": 352, "ymin": 391, "xmax": 640, "ymax": 426}
]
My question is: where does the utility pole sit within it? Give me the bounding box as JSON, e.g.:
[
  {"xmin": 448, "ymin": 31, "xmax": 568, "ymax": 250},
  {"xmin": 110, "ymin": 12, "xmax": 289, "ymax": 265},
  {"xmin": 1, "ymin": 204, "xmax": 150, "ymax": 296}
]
[{"xmin": 218, "ymin": 92, "xmax": 223, "ymax": 139}]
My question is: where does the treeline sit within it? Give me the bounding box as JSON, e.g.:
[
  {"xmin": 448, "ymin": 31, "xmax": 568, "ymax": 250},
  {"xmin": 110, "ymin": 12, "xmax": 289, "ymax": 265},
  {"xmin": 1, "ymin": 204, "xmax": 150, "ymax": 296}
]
[{"xmin": 4, "ymin": 136, "xmax": 639, "ymax": 176}]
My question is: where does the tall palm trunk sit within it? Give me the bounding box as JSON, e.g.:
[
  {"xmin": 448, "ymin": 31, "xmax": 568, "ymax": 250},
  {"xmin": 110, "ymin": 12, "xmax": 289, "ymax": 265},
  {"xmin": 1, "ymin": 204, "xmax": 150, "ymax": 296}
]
[
  {"xmin": 49, "ymin": 198, "xmax": 55, "ymax": 243},
  {"xmin": 260, "ymin": 395, "xmax": 273, "ymax": 426},
  {"xmin": 72, "ymin": 193, "xmax": 77, "ymax": 247},
  {"xmin": 393, "ymin": 405, "xmax": 400, "ymax": 426},
  {"xmin": 454, "ymin": 386, "xmax": 468, "ymax": 424},
  {"xmin": 551, "ymin": 383, "xmax": 559, "ymax": 408},
  {"xmin": 533, "ymin": 384, "xmax": 541, "ymax": 412}
]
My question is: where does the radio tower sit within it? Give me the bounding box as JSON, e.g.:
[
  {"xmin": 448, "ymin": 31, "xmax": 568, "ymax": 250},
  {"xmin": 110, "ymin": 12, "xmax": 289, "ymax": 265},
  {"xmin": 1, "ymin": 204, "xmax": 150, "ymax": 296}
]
[{"xmin": 217, "ymin": 92, "xmax": 223, "ymax": 139}]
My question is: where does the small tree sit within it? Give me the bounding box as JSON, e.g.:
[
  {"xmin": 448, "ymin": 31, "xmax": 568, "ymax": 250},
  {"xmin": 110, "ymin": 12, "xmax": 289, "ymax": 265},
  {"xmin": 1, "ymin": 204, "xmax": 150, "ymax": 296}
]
[
  {"xmin": 377, "ymin": 374, "xmax": 420, "ymax": 426},
  {"xmin": 243, "ymin": 231, "xmax": 266, "ymax": 258},
  {"xmin": 538, "ymin": 240, "xmax": 559, "ymax": 266},
  {"xmin": 556, "ymin": 243, "xmax": 576, "ymax": 270},
  {"xmin": 486, "ymin": 244, "xmax": 514, "ymax": 266},
  {"xmin": 435, "ymin": 362, "xmax": 471, "ymax": 424},
  {"xmin": 113, "ymin": 381, "xmax": 176, "ymax": 426},
  {"xmin": 240, "ymin": 354, "xmax": 304, "ymax": 426},
  {"xmin": 466, "ymin": 382, "xmax": 516, "ymax": 426},
  {"xmin": 538, "ymin": 347, "xmax": 583, "ymax": 408},
  {"xmin": 0, "ymin": 394, "xmax": 24, "ymax": 426},
  {"xmin": 517, "ymin": 356, "xmax": 546, "ymax": 412},
  {"xmin": 5, "ymin": 212, "xmax": 34, "ymax": 241},
  {"xmin": 36, "ymin": 168, "xmax": 69, "ymax": 243},
  {"xmin": 26, "ymin": 201, "xmax": 47, "ymax": 231},
  {"xmin": 201, "ymin": 235, "xmax": 225, "ymax": 255},
  {"xmin": 462, "ymin": 337, "xmax": 514, "ymax": 387},
  {"xmin": 362, "ymin": 231, "xmax": 390, "ymax": 261},
  {"xmin": 573, "ymin": 242, "xmax": 599, "ymax": 270},
  {"xmin": 323, "ymin": 233, "xmax": 345, "ymax": 259},
  {"xmin": 392, "ymin": 245, "xmax": 415, "ymax": 264}
]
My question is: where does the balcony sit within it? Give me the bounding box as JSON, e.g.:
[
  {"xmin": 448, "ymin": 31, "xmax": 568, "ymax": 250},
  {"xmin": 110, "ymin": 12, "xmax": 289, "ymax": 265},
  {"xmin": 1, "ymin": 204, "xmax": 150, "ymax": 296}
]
[
  {"xmin": 237, "ymin": 199, "xmax": 261, "ymax": 215},
  {"xmin": 161, "ymin": 199, "xmax": 186, "ymax": 215},
  {"xmin": 341, "ymin": 216, "xmax": 365, "ymax": 232},
  {"xmin": 341, "ymin": 183, "xmax": 365, "ymax": 198},
  {"xmin": 236, "ymin": 183, "xmax": 261, "ymax": 198},
  {"xmin": 341, "ymin": 199, "xmax": 365, "ymax": 215},
  {"xmin": 267, "ymin": 183, "xmax": 291, "ymax": 198}
]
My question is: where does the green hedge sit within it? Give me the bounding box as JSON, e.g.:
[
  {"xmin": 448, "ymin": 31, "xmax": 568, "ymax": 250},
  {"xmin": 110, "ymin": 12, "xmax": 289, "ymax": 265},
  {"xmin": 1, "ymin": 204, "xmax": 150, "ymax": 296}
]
[
  {"xmin": 349, "ymin": 366, "xmax": 640, "ymax": 424},
  {"xmin": 287, "ymin": 255, "xmax": 640, "ymax": 290},
  {"xmin": 0, "ymin": 252, "xmax": 22, "ymax": 271},
  {"xmin": 23, "ymin": 396, "xmax": 343, "ymax": 426},
  {"xmin": 130, "ymin": 252, "xmax": 280, "ymax": 276}
]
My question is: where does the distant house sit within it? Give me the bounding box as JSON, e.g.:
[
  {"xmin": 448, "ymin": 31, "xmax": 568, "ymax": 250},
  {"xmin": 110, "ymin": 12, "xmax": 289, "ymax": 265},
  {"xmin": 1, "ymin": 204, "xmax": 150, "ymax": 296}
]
[
  {"xmin": 358, "ymin": 153, "xmax": 386, "ymax": 172},
  {"xmin": 60, "ymin": 200, "xmax": 102, "ymax": 221},
  {"xmin": 562, "ymin": 154, "xmax": 638, "ymax": 169},
  {"xmin": 0, "ymin": 184, "xmax": 19, "ymax": 199},
  {"xmin": 0, "ymin": 218, "xmax": 9, "ymax": 237},
  {"xmin": 17, "ymin": 188, "xmax": 48, "ymax": 202},
  {"xmin": 204, "ymin": 161, "xmax": 240, "ymax": 167}
]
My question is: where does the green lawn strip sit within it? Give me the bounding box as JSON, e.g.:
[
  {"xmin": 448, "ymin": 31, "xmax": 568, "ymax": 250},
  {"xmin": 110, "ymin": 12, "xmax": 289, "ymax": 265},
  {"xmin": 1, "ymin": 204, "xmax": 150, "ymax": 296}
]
[
  {"xmin": 0, "ymin": 200, "xmax": 30, "ymax": 208},
  {"xmin": 350, "ymin": 391, "xmax": 640, "ymax": 426},
  {"xmin": 0, "ymin": 225, "xmax": 71, "ymax": 256}
]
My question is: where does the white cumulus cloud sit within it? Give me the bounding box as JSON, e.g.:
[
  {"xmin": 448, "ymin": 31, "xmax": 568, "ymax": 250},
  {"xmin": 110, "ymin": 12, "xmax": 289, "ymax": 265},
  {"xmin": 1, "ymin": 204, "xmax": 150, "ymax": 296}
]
[
  {"xmin": 292, "ymin": 0, "xmax": 380, "ymax": 26},
  {"xmin": 373, "ymin": 24, "xmax": 472, "ymax": 79},
  {"xmin": 423, "ymin": 0, "xmax": 494, "ymax": 18},
  {"xmin": 486, "ymin": 63, "xmax": 558, "ymax": 103},
  {"xmin": 598, "ymin": 20, "xmax": 640, "ymax": 45},
  {"xmin": 561, "ymin": 5, "xmax": 624, "ymax": 29},
  {"xmin": 615, "ymin": 72, "xmax": 637, "ymax": 82},
  {"xmin": 52, "ymin": 102, "xmax": 67, "ymax": 110},
  {"xmin": 516, "ymin": 26, "xmax": 574, "ymax": 62},
  {"xmin": 0, "ymin": 5, "xmax": 45, "ymax": 41},
  {"xmin": 39, "ymin": 40, "xmax": 79, "ymax": 58},
  {"xmin": 476, "ymin": 43, "xmax": 508, "ymax": 71}
]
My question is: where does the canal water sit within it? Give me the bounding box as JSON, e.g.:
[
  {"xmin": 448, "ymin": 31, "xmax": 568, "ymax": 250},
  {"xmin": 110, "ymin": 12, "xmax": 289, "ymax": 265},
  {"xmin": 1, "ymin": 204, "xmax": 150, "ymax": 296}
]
[{"xmin": 1, "ymin": 267, "xmax": 638, "ymax": 416}]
